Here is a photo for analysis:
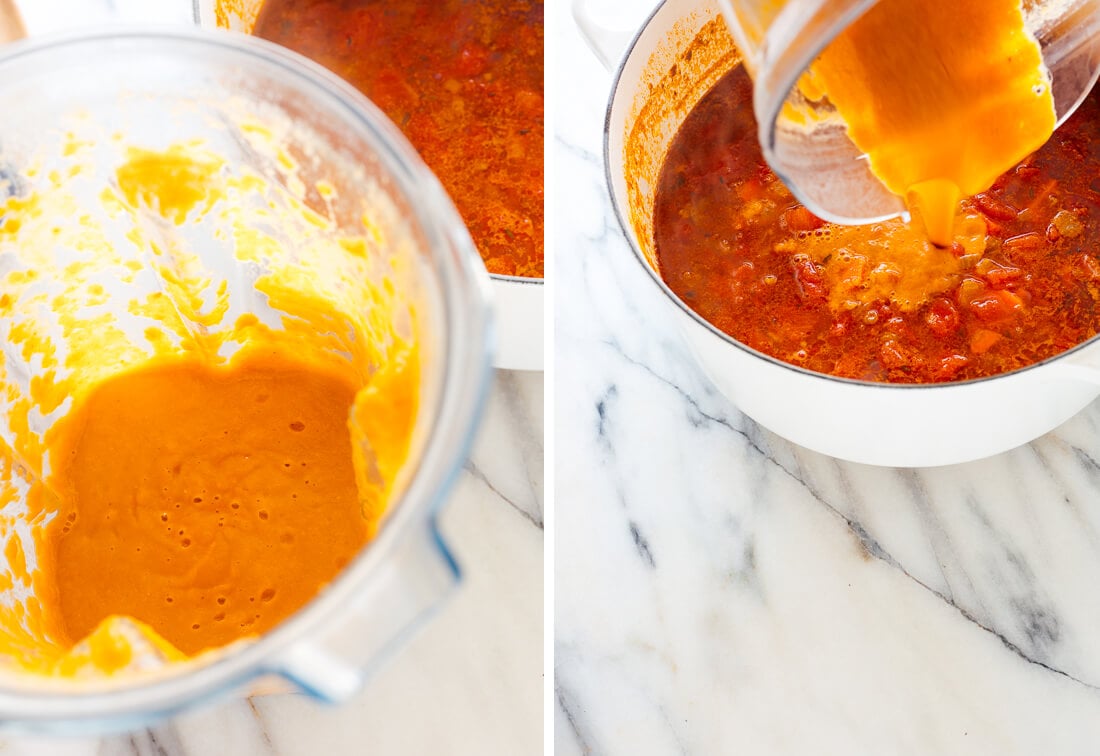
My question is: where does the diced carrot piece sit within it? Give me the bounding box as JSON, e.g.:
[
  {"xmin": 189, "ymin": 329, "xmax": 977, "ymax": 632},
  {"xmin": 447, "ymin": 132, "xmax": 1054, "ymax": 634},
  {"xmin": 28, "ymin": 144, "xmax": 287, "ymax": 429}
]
[{"xmin": 970, "ymin": 329, "xmax": 1003, "ymax": 354}]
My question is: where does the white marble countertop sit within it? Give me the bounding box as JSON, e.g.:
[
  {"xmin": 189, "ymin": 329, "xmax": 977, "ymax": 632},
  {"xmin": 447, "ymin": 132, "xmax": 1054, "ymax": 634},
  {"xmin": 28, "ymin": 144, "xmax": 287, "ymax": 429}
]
[
  {"xmin": 554, "ymin": 0, "xmax": 1100, "ymax": 753},
  {"xmin": 0, "ymin": 1, "xmax": 544, "ymax": 753}
]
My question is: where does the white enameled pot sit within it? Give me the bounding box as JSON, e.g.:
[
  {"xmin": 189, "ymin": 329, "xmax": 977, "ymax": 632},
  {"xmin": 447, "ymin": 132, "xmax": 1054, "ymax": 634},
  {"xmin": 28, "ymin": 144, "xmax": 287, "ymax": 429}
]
[
  {"xmin": 199, "ymin": 0, "xmax": 544, "ymax": 371},
  {"xmin": 578, "ymin": 0, "xmax": 1100, "ymax": 467}
]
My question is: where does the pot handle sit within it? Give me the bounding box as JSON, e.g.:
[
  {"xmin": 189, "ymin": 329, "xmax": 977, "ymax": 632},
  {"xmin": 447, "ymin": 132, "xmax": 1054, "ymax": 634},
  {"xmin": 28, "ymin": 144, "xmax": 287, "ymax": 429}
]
[
  {"xmin": 272, "ymin": 520, "xmax": 460, "ymax": 702},
  {"xmin": 572, "ymin": 0, "xmax": 636, "ymax": 71}
]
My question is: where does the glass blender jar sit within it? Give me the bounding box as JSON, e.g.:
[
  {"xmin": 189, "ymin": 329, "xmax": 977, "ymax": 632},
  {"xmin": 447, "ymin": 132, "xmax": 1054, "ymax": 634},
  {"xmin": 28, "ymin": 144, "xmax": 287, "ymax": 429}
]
[
  {"xmin": 717, "ymin": 0, "xmax": 1100, "ymax": 225},
  {"xmin": 0, "ymin": 27, "xmax": 493, "ymax": 732}
]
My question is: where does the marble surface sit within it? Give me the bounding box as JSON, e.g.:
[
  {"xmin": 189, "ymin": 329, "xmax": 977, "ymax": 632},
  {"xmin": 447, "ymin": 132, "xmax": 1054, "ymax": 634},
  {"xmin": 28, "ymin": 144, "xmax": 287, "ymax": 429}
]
[
  {"xmin": 554, "ymin": 0, "xmax": 1100, "ymax": 753},
  {"xmin": 0, "ymin": 1, "xmax": 544, "ymax": 753}
]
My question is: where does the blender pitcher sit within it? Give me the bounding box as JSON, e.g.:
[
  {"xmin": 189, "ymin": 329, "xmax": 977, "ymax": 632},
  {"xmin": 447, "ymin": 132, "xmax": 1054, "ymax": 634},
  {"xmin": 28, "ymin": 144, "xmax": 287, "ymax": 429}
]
[
  {"xmin": 0, "ymin": 28, "xmax": 492, "ymax": 732},
  {"xmin": 716, "ymin": 0, "xmax": 1100, "ymax": 224}
]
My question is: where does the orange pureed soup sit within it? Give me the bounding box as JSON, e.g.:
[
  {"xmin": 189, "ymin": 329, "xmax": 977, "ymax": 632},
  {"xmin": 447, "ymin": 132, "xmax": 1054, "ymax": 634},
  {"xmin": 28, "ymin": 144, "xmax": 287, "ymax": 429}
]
[
  {"xmin": 0, "ymin": 132, "xmax": 420, "ymax": 674},
  {"xmin": 42, "ymin": 354, "xmax": 365, "ymax": 656},
  {"xmin": 252, "ymin": 0, "xmax": 545, "ymax": 278},
  {"xmin": 654, "ymin": 66, "xmax": 1100, "ymax": 383}
]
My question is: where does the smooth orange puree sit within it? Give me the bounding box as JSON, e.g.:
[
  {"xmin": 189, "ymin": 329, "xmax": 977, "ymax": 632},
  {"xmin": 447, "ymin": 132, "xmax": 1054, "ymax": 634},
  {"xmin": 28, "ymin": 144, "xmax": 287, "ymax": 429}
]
[
  {"xmin": 38, "ymin": 353, "xmax": 366, "ymax": 656},
  {"xmin": 804, "ymin": 0, "xmax": 1055, "ymax": 245}
]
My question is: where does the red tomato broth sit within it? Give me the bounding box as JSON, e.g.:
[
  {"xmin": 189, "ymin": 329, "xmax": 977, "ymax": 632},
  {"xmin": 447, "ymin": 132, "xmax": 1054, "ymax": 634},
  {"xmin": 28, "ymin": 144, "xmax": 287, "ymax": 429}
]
[
  {"xmin": 253, "ymin": 0, "xmax": 544, "ymax": 278},
  {"xmin": 653, "ymin": 65, "xmax": 1100, "ymax": 383}
]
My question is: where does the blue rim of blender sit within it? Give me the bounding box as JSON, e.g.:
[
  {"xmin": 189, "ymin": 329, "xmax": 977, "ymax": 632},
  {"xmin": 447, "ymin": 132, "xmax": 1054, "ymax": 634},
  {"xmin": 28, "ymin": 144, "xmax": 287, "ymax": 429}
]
[{"xmin": 0, "ymin": 26, "xmax": 495, "ymax": 728}]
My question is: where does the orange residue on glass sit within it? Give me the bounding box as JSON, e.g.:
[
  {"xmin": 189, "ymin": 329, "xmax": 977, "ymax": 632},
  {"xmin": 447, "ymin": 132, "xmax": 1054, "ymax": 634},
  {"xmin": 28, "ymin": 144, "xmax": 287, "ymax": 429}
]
[{"xmin": 0, "ymin": 135, "xmax": 419, "ymax": 676}]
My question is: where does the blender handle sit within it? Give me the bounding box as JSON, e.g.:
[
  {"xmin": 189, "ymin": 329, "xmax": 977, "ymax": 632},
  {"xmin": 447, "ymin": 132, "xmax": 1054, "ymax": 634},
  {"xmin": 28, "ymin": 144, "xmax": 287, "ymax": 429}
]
[
  {"xmin": 274, "ymin": 520, "xmax": 460, "ymax": 702},
  {"xmin": 0, "ymin": 0, "xmax": 25, "ymax": 43},
  {"xmin": 572, "ymin": 0, "xmax": 635, "ymax": 72}
]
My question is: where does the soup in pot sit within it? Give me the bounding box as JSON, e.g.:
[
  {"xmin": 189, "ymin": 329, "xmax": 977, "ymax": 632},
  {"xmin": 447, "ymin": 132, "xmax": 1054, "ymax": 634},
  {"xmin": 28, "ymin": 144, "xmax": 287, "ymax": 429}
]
[
  {"xmin": 654, "ymin": 64, "xmax": 1100, "ymax": 383},
  {"xmin": 252, "ymin": 0, "xmax": 545, "ymax": 278}
]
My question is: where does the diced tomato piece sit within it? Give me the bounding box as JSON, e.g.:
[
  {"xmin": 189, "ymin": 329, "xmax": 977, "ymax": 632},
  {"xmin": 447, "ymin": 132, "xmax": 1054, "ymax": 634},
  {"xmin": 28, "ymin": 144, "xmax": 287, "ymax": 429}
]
[
  {"xmin": 975, "ymin": 194, "xmax": 1019, "ymax": 222},
  {"xmin": 782, "ymin": 206, "xmax": 824, "ymax": 232},
  {"xmin": 454, "ymin": 42, "xmax": 490, "ymax": 77},
  {"xmin": 975, "ymin": 258, "xmax": 1023, "ymax": 287},
  {"xmin": 966, "ymin": 289, "xmax": 1025, "ymax": 322},
  {"xmin": 737, "ymin": 179, "xmax": 765, "ymax": 203},
  {"xmin": 1077, "ymin": 254, "xmax": 1100, "ymax": 280},
  {"xmin": 1003, "ymin": 232, "xmax": 1043, "ymax": 250},
  {"xmin": 829, "ymin": 317, "xmax": 849, "ymax": 338},
  {"xmin": 984, "ymin": 218, "xmax": 1006, "ymax": 238},
  {"xmin": 789, "ymin": 255, "xmax": 827, "ymax": 303},
  {"xmin": 924, "ymin": 297, "xmax": 960, "ymax": 337},
  {"xmin": 1014, "ymin": 164, "xmax": 1041, "ymax": 181},
  {"xmin": 514, "ymin": 89, "xmax": 543, "ymax": 115},
  {"xmin": 935, "ymin": 354, "xmax": 970, "ymax": 380},
  {"xmin": 880, "ymin": 338, "xmax": 925, "ymax": 370}
]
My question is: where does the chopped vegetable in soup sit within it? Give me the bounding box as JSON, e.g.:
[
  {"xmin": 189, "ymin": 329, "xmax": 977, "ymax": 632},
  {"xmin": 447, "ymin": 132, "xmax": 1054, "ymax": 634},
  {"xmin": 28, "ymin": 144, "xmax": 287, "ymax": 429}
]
[
  {"xmin": 654, "ymin": 66, "xmax": 1100, "ymax": 383},
  {"xmin": 254, "ymin": 0, "xmax": 544, "ymax": 278}
]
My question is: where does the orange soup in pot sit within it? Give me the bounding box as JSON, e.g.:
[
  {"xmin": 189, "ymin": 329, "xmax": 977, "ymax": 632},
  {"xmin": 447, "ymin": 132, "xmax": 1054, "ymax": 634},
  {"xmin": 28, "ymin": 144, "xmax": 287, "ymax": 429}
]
[
  {"xmin": 250, "ymin": 0, "xmax": 545, "ymax": 278},
  {"xmin": 653, "ymin": 64, "xmax": 1100, "ymax": 383}
]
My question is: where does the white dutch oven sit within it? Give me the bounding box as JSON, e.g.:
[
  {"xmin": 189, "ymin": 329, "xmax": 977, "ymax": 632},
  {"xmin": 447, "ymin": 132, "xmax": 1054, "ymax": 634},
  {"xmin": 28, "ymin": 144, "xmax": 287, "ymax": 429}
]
[
  {"xmin": 579, "ymin": 0, "xmax": 1100, "ymax": 467},
  {"xmin": 199, "ymin": 0, "xmax": 544, "ymax": 371}
]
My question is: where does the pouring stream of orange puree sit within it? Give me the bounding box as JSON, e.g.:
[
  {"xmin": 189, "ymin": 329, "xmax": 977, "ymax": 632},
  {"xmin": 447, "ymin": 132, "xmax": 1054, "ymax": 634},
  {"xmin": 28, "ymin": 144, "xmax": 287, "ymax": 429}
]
[{"xmin": 802, "ymin": 0, "xmax": 1055, "ymax": 245}]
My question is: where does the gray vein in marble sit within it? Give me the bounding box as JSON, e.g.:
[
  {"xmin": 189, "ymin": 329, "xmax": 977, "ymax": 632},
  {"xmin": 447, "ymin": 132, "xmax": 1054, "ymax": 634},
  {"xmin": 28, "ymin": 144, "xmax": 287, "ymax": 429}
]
[
  {"xmin": 464, "ymin": 461, "xmax": 542, "ymax": 530},
  {"xmin": 895, "ymin": 470, "xmax": 960, "ymax": 605},
  {"xmin": 1034, "ymin": 442, "xmax": 1100, "ymax": 546},
  {"xmin": 597, "ymin": 325, "xmax": 1100, "ymax": 694},
  {"xmin": 628, "ymin": 520, "xmax": 655, "ymax": 569},
  {"xmin": 595, "ymin": 385, "xmax": 617, "ymax": 444},
  {"xmin": 654, "ymin": 703, "xmax": 691, "ymax": 756},
  {"xmin": 113, "ymin": 725, "xmax": 186, "ymax": 756},
  {"xmin": 798, "ymin": 473, "xmax": 1096, "ymax": 691},
  {"xmin": 555, "ymin": 679, "xmax": 593, "ymax": 756},
  {"xmin": 555, "ymin": 137, "xmax": 602, "ymax": 184},
  {"xmin": 949, "ymin": 489, "xmax": 1063, "ymax": 657},
  {"xmin": 495, "ymin": 372, "xmax": 545, "ymax": 523},
  {"xmin": 1072, "ymin": 445, "xmax": 1100, "ymax": 489}
]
